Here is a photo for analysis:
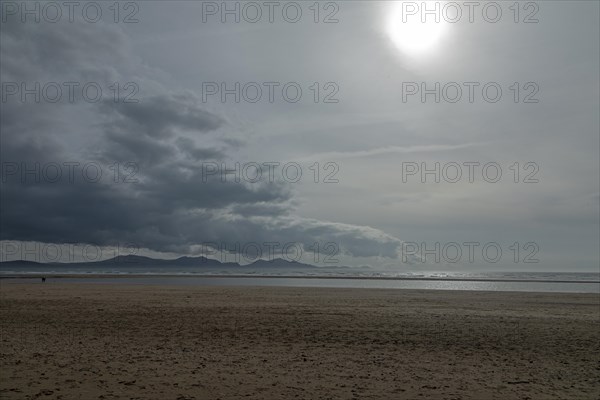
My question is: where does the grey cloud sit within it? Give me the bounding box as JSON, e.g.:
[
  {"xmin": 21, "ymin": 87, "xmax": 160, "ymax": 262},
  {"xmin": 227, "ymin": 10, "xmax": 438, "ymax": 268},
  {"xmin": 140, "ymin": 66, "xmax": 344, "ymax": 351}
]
[
  {"xmin": 1, "ymin": 16, "xmax": 408, "ymax": 263},
  {"xmin": 0, "ymin": 18, "xmax": 135, "ymax": 83},
  {"xmin": 100, "ymin": 94, "xmax": 223, "ymax": 139},
  {"xmin": 175, "ymin": 137, "xmax": 225, "ymax": 161}
]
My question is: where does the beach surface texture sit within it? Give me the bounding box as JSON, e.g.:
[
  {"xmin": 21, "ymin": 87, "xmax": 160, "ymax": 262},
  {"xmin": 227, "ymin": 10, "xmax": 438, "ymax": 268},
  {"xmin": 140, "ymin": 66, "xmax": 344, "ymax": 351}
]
[{"xmin": 1, "ymin": 283, "xmax": 599, "ymax": 399}]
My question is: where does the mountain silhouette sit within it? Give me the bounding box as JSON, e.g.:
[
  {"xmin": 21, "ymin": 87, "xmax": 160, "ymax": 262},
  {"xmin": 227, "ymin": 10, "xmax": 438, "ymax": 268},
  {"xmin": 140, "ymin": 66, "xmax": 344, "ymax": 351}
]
[{"xmin": 0, "ymin": 255, "xmax": 319, "ymax": 270}]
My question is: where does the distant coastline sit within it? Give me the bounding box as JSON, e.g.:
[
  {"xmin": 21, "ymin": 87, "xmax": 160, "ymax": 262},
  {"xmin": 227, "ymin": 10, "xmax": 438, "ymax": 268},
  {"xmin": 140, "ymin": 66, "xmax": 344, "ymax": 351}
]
[{"xmin": 1, "ymin": 273, "xmax": 598, "ymax": 284}]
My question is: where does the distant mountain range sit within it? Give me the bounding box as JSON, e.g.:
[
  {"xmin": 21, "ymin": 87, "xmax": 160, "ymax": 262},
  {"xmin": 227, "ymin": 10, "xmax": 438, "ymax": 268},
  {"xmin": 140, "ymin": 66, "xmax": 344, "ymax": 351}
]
[{"xmin": 0, "ymin": 255, "xmax": 323, "ymax": 270}]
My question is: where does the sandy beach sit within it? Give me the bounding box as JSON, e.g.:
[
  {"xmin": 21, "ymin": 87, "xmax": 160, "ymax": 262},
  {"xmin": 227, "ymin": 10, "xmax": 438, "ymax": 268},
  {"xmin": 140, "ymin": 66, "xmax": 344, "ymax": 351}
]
[{"xmin": 1, "ymin": 283, "xmax": 599, "ymax": 399}]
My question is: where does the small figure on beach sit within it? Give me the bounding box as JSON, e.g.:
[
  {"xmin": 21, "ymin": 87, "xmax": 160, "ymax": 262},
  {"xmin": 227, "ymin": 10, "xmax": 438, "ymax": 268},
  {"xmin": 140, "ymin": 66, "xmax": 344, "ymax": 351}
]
[{"xmin": 41, "ymin": 277, "xmax": 46, "ymax": 283}]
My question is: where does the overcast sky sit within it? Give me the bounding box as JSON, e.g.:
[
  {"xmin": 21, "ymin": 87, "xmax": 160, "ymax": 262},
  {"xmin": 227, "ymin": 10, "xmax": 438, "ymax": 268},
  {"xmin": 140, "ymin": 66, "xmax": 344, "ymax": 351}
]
[{"xmin": 1, "ymin": 1, "xmax": 598, "ymax": 271}]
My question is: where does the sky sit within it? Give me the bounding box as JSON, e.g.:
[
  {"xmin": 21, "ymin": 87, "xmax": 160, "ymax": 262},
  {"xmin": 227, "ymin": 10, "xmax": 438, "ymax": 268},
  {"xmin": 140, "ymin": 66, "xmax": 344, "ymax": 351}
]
[{"xmin": 1, "ymin": 1, "xmax": 599, "ymax": 272}]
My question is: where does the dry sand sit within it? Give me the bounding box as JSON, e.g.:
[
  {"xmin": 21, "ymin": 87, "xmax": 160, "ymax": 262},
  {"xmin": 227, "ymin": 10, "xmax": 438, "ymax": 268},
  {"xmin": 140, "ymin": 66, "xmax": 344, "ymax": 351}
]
[{"xmin": 1, "ymin": 282, "xmax": 599, "ymax": 399}]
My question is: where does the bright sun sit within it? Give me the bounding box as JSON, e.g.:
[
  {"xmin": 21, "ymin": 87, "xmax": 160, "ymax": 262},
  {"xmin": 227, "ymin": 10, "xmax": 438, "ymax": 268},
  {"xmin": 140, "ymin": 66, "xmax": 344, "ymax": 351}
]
[{"xmin": 387, "ymin": 2, "xmax": 449, "ymax": 55}]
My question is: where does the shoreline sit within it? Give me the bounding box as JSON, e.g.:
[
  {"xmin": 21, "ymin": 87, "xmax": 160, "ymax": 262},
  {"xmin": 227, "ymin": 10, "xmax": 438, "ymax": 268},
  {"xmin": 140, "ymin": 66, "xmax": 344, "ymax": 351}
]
[{"xmin": 1, "ymin": 273, "xmax": 598, "ymax": 284}]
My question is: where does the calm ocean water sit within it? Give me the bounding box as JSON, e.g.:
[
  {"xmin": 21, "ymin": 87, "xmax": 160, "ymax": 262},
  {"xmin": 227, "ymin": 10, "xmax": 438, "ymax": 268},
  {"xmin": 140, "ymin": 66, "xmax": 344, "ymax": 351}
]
[{"xmin": 2, "ymin": 267, "xmax": 599, "ymax": 293}]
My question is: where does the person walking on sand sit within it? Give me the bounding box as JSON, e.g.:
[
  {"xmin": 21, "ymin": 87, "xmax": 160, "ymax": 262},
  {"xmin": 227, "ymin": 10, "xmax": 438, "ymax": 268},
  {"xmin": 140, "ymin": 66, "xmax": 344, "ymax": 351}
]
[{"xmin": 41, "ymin": 277, "xmax": 46, "ymax": 283}]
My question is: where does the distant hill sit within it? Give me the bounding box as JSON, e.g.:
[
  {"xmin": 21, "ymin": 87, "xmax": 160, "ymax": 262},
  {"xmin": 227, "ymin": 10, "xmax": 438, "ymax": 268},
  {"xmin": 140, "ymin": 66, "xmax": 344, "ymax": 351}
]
[
  {"xmin": 93, "ymin": 255, "xmax": 233, "ymax": 267},
  {"xmin": 248, "ymin": 258, "xmax": 317, "ymax": 269},
  {"xmin": 0, "ymin": 260, "xmax": 44, "ymax": 267},
  {"xmin": 0, "ymin": 255, "xmax": 319, "ymax": 270}
]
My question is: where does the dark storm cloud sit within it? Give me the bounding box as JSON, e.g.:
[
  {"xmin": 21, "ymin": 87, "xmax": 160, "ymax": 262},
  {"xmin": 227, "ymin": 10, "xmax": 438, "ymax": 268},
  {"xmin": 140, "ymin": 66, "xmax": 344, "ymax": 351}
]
[
  {"xmin": 97, "ymin": 94, "xmax": 224, "ymax": 165},
  {"xmin": 100, "ymin": 94, "xmax": 223, "ymax": 139},
  {"xmin": 174, "ymin": 137, "xmax": 225, "ymax": 161},
  {"xmin": 1, "ymin": 91, "xmax": 294, "ymax": 253},
  {"xmin": 0, "ymin": 17, "xmax": 134, "ymax": 83},
  {"xmin": 227, "ymin": 202, "xmax": 292, "ymax": 217},
  {"xmin": 1, "ymin": 16, "xmax": 406, "ymax": 260}
]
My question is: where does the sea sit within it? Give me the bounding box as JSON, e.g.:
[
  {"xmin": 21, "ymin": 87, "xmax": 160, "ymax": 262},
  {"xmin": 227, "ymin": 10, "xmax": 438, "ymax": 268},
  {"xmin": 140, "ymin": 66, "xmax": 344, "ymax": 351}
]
[{"xmin": 1, "ymin": 265, "xmax": 599, "ymax": 293}]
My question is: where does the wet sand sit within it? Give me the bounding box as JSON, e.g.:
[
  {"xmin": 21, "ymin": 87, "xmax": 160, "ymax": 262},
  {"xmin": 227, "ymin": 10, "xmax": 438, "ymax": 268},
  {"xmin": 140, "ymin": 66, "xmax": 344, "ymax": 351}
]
[{"xmin": 1, "ymin": 283, "xmax": 599, "ymax": 399}]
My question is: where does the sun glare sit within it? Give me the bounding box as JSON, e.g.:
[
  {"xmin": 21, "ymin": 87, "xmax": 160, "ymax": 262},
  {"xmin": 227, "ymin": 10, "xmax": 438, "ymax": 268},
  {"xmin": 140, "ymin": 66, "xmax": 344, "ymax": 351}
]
[{"xmin": 387, "ymin": 1, "xmax": 449, "ymax": 56}]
